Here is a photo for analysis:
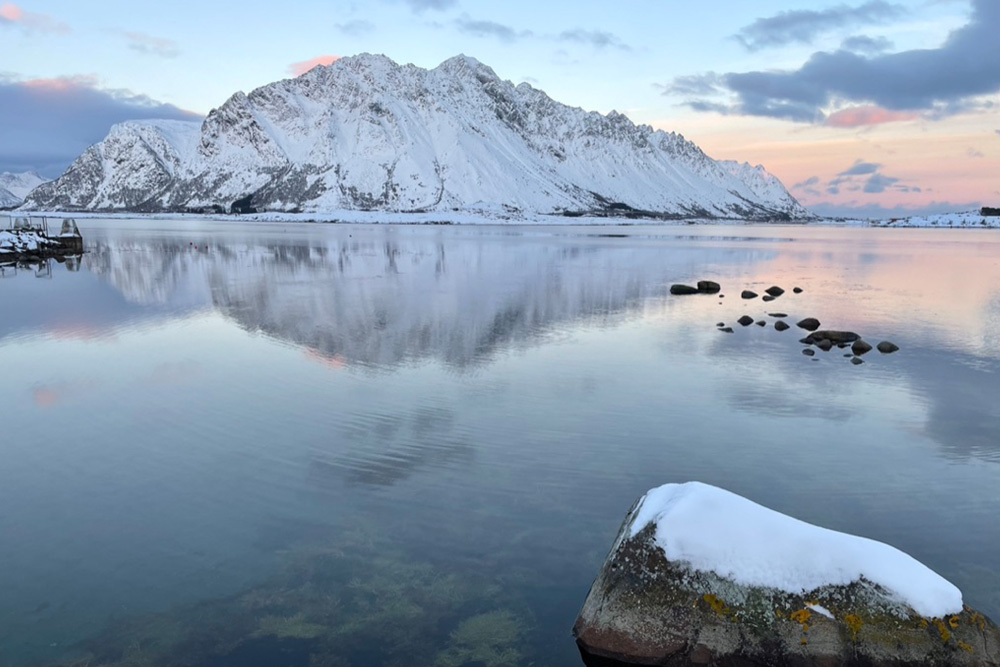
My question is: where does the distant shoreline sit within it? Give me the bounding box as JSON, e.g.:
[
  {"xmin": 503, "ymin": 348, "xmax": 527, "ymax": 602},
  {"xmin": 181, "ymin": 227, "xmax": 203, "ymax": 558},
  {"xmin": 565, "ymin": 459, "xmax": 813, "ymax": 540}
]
[{"xmin": 11, "ymin": 209, "xmax": 999, "ymax": 228}]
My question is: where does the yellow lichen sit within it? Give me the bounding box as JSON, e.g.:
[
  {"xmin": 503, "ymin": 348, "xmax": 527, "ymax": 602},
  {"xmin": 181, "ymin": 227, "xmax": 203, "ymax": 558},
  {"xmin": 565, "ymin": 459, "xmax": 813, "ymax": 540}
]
[
  {"xmin": 957, "ymin": 641, "xmax": 974, "ymax": 654},
  {"xmin": 949, "ymin": 616, "xmax": 960, "ymax": 629},
  {"xmin": 934, "ymin": 618, "xmax": 952, "ymax": 644},
  {"xmin": 703, "ymin": 594, "xmax": 729, "ymax": 616},
  {"xmin": 790, "ymin": 609, "xmax": 812, "ymax": 625},
  {"xmin": 920, "ymin": 619, "xmax": 929, "ymax": 629},
  {"xmin": 844, "ymin": 614, "xmax": 864, "ymax": 641}
]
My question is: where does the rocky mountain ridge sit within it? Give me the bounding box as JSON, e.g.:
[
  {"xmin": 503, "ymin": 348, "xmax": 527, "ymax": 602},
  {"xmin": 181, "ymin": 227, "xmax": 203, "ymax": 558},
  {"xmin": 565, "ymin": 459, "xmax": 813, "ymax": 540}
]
[{"xmin": 24, "ymin": 54, "xmax": 809, "ymax": 220}]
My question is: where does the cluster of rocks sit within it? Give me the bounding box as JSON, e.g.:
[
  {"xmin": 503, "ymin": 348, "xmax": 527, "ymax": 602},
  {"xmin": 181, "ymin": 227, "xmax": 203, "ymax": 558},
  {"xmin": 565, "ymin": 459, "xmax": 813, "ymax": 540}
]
[{"xmin": 671, "ymin": 280, "xmax": 901, "ymax": 365}]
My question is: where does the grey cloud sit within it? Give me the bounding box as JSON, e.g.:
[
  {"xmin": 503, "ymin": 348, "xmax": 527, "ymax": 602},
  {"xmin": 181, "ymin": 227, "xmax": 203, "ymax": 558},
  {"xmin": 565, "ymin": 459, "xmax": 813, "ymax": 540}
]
[
  {"xmin": 810, "ymin": 200, "xmax": 981, "ymax": 218},
  {"xmin": 864, "ymin": 173, "xmax": 899, "ymax": 193},
  {"xmin": 734, "ymin": 1, "xmax": 905, "ymax": 51},
  {"xmin": 559, "ymin": 28, "xmax": 630, "ymax": 51},
  {"xmin": 0, "ymin": 76, "xmax": 201, "ymax": 177},
  {"xmin": 677, "ymin": 0, "xmax": 1000, "ymax": 123},
  {"xmin": 665, "ymin": 73, "xmax": 723, "ymax": 96},
  {"xmin": 839, "ymin": 160, "xmax": 881, "ymax": 176},
  {"xmin": 684, "ymin": 100, "xmax": 733, "ymax": 114},
  {"xmin": 335, "ymin": 20, "xmax": 375, "ymax": 35},
  {"xmin": 793, "ymin": 176, "xmax": 820, "ymax": 189},
  {"xmin": 124, "ymin": 31, "xmax": 179, "ymax": 58},
  {"xmin": 455, "ymin": 17, "xmax": 532, "ymax": 42},
  {"xmin": 840, "ymin": 34, "xmax": 893, "ymax": 53}
]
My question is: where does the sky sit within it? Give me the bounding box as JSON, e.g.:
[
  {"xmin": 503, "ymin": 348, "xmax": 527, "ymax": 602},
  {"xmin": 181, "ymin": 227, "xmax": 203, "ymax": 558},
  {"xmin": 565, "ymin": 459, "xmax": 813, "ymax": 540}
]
[{"xmin": 0, "ymin": 0, "xmax": 997, "ymax": 217}]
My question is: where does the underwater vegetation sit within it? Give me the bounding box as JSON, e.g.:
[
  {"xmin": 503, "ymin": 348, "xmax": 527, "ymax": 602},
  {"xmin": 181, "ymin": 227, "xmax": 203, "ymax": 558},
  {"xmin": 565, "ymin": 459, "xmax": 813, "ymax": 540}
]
[{"xmin": 42, "ymin": 526, "xmax": 532, "ymax": 667}]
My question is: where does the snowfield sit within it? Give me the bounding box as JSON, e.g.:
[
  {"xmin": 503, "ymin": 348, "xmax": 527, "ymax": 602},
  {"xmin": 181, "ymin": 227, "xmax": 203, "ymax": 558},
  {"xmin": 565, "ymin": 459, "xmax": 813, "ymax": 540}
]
[{"xmin": 628, "ymin": 482, "xmax": 963, "ymax": 618}]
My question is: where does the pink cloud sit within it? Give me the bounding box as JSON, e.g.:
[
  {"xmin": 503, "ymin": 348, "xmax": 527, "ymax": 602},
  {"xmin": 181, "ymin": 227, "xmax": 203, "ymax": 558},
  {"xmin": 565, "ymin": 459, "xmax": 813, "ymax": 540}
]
[
  {"xmin": 288, "ymin": 55, "xmax": 341, "ymax": 77},
  {"xmin": 0, "ymin": 2, "xmax": 69, "ymax": 33},
  {"xmin": 826, "ymin": 106, "xmax": 918, "ymax": 128}
]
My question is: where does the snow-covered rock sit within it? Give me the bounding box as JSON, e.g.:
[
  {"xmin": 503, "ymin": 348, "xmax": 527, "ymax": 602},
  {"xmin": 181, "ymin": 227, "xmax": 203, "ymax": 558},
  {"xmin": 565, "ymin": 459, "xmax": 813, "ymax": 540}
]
[
  {"xmin": 575, "ymin": 482, "xmax": 1000, "ymax": 667},
  {"xmin": 24, "ymin": 54, "xmax": 809, "ymax": 220},
  {"xmin": 0, "ymin": 171, "xmax": 49, "ymax": 208},
  {"xmin": 0, "ymin": 230, "xmax": 59, "ymax": 255}
]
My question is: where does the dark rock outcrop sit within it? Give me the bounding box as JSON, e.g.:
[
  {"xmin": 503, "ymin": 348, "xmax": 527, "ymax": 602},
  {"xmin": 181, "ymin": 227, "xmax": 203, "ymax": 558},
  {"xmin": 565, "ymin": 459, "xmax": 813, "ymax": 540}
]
[
  {"xmin": 878, "ymin": 341, "xmax": 900, "ymax": 354},
  {"xmin": 852, "ymin": 340, "xmax": 874, "ymax": 356},
  {"xmin": 698, "ymin": 280, "xmax": 721, "ymax": 294}
]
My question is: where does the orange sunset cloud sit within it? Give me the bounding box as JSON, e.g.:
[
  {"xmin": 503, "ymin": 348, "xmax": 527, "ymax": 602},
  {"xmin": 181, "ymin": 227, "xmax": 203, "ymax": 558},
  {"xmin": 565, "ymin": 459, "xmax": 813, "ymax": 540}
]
[
  {"xmin": 289, "ymin": 55, "xmax": 341, "ymax": 77},
  {"xmin": 826, "ymin": 106, "xmax": 919, "ymax": 128}
]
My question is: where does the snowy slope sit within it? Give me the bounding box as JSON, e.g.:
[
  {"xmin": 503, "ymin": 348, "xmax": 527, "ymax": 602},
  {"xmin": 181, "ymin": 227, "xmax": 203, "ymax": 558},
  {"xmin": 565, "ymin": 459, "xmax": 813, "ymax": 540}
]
[
  {"xmin": 0, "ymin": 171, "xmax": 49, "ymax": 207},
  {"xmin": 24, "ymin": 54, "xmax": 810, "ymax": 220}
]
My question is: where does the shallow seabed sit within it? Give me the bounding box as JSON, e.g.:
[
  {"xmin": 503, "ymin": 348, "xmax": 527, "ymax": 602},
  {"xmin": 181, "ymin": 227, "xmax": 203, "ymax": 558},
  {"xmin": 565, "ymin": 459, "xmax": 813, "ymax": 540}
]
[{"xmin": 1, "ymin": 220, "xmax": 998, "ymax": 667}]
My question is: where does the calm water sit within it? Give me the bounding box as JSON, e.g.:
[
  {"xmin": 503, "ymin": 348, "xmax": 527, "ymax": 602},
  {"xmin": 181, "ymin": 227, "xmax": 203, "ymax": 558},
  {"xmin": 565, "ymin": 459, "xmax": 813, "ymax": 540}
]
[{"xmin": 1, "ymin": 220, "xmax": 999, "ymax": 667}]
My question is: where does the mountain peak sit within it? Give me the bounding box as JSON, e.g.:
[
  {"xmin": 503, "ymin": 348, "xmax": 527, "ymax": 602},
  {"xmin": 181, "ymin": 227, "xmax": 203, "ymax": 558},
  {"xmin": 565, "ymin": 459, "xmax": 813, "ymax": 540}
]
[{"xmin": 23, "ymin": 54, "xmax": 809, "ymax": 220}]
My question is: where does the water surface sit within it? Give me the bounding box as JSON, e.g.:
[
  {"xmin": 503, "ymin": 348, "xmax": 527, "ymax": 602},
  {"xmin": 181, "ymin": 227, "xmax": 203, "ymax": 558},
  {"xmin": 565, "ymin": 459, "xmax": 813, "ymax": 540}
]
[{"xmin": 1, "ymin": 220, "xmax": 998, "ymax": 666}]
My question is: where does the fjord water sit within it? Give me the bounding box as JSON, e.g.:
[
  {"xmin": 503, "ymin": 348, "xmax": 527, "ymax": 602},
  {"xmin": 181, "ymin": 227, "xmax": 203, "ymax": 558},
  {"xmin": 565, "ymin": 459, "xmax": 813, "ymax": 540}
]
[{"xmin": 1, "ymin": 220, "xmax": 998, "ymax": 666}]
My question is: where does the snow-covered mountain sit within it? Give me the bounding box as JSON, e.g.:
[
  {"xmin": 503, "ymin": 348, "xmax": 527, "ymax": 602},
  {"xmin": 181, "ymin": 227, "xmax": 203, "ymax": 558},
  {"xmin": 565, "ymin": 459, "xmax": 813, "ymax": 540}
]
[
  {"xmin": 0, "ymin": 171, "xmax": 49, "ymax": 208},
  {"xmin": 24, "ymin": 54, "xmax": 809, "ymax": 220}
]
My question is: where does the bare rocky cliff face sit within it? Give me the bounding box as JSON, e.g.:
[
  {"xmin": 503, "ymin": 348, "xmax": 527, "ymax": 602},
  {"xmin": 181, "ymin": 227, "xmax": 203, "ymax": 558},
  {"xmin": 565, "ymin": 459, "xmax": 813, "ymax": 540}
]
[{"xmin": 24, "ymin": 54, "xmax": 810, "ymax": 220}]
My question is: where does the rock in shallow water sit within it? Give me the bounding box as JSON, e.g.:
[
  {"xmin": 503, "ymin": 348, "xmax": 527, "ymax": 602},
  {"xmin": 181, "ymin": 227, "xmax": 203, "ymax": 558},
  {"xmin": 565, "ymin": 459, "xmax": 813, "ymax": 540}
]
[
  {"xmin": 697, "ymin": 280, "xmax": 721, "ymax": 294},
  {"xmin": 738, "ymin": 315, "xmax": 754, "ymax": 327},
  {"xmin": 775, "ymin": 321, "xmax": 790, "ymax": 332},
  {"xmin": 574, "ymin": 483, "xmax": 1000, "ymax": 667},
  {"xmin": 797, "ymin": 317, "xmax": 821, "ymax": 331},
  {"xmin": 878, "ymin": 341, "xmax": 900, "ymax": 353},
  {"xmin": 670, "ymin": 284, "xmax": 699, "ymax": 295},
  {"xmin": 765, "ymin": 285, "xmax": 785, "ymax": 297},
  {"xmin": 741, "ymin": 290, "xmax": 758, "ymax": 299}
]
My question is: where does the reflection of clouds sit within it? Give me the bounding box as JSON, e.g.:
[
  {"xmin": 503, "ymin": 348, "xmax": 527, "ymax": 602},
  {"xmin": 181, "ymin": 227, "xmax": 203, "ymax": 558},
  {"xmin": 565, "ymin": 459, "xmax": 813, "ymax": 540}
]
[
  {"xmin": 31, "ymin": 380, "xmax": 95, "ymax": 408},
  {"xmin": 309, "ymin": 407, "xmax": 474, "ymax": 487}
]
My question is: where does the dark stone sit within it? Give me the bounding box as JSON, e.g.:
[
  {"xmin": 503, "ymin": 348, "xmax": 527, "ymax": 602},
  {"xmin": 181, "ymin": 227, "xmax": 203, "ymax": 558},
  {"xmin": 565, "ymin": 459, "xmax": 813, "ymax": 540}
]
[
  {"xmin": 741, "ymin": 290, "xmax": 758, "ymax": 299},
  {"xmin": 774, "ymin": 321, "xmax": 790, "ymax": 332},
  {"xmin": 765, "ymin": 286, "xmax": 785, "ymax": 297},
  {"xmin": 982, "ymin": 207, "xmax": 1000, "ymax": 217},
  {"xmin": 718, "ymin": 327, "xmax": 734, "ymax": 334},
  {"xmin": 762, "ymin": 295, "xmax": 775, "ymax": 302},
  {"xmin": 845, "ymin": 353, "xmax": 853, "ymax": 358},
  {"xmin": 670, "ymin": 284, "xmax": 699, "ymax": 295},
  {"xmin": 852, "ymin": 340, "xmax": 874, "ymax": 356},
  {"xmin": 812, "ymin": 330, "xmax": 861, "ymax": 344},
  {"xmin": 719, "ymin": 294, "xmax": 725, "ymax": 298},
  {"xmin": 877, "ymin": 341, "xmax": 900, "ymax": 354},
  {"xmin": 793, "ymin": 286, "xmax": 804, "ymax": 293},
  {"xmin": 768, "ymin": 313, "xmax": 788, "ymax": 318},
  {"xmin": 697, "ymin": 280, "xmax": 721, "ymax": 294},
  {"xmin": 816, "ymin": 339, "xmax": 834, "ymax": 351},
  {"xmin": 799, "ymin": 336, "xmax": 815, "ymax": 345},
  {"xmin": 716, "ymin": 322, "xmax": 725, "ymax": 327},
  {"xmin": 802, "ymin": 348, "xmax": 815, "ymax": 356},
  {"xmin": 737, "ymin": 315, "xmax": 754, "ymax": 327},
  {"xmin": 756, "ymin": 320, "xmax": 766, "ymax": 327},
  {"xmin": 797, "ymin": 317, "xmax": 821, "ymax": 331},
  {"xmin": 851, "ymin": 356, "xmax": 865, "ymax": 365}
]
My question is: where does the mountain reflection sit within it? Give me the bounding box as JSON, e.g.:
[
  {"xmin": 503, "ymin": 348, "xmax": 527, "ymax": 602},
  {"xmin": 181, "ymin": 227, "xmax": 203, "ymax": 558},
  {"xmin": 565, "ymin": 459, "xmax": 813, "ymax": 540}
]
[{"xmin": 81, "ymin": 228, "xmax": 730, "ymax": 369}]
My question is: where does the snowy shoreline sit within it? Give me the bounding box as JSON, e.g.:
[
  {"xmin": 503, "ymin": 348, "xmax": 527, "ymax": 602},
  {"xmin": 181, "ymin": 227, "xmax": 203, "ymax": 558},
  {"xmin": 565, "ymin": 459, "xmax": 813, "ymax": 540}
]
[{"xmin": 14, "ymin": 208, "xmax": 1000, "ymax": 228}]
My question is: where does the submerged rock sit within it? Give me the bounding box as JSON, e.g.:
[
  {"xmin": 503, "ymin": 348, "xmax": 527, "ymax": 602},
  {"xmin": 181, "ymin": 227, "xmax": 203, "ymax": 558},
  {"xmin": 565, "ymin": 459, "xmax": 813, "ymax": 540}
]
[
  {"xmin": 816, "ymin": 339, "xmax": 834, "ymax": 352},
  {"xmin": 741, "ymin": 290, "xmax": 758, "ymax": 299},
  {"xmin": 718, "ymin": 327, "xmax": 734, "ymax": 334},
  {"xmin": 797, "ymin": 317, "xmax": 821, "ymax": 331},
  {"xmin": 878, "ymin": 341, "xmax": 900, "ymax": 354},
  {"xmin": 738, "ymin": 315, "xmax": 754, "ymax": 327},
  {"xmin": 803, "ymin": 348, "xmax": 816, "ymax": 357},
  {"xmin": 852, "ymin": 356, "xmax": 865, "ymax": 365},
  {"xmin": 574, "ymin": 482, "xmax": 1000, "ymax": 667},
  {"xmin": 670, "ymin": 284, "xmax": 699, "ymax": 295}
]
